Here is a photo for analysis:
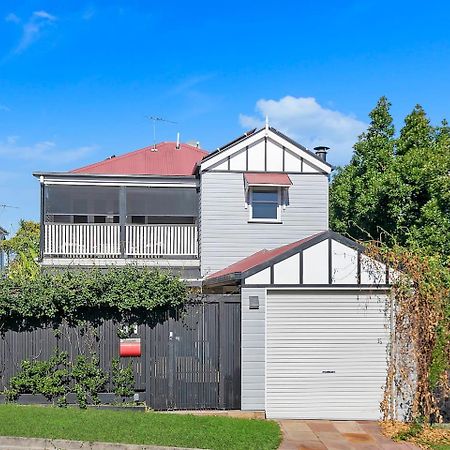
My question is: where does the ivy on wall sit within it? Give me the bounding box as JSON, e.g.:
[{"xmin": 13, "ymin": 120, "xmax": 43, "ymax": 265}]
[{"xmin": 0, "ymin": 266, "xmax": 188, "ymax": 330}]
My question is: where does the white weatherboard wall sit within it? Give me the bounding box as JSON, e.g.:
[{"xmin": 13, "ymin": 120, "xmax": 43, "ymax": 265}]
[
  {"xmin": 200, "ymin": 172, "xmax": 328, "ymax": 276},
  {"xmin": 265, "ymin": 290, "xmax": 390, "ymax": 420},
  {"xmin": 241, "ymin": 287, "xmax": 266, "ymax": 411}
]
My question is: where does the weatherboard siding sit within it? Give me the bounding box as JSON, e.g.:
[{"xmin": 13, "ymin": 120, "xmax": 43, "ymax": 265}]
[
  {"xmin": 241, "ymin": 287, "xmax": 266, "ymax": 411},
  {"xmin": 199, "ymin": 171, "xmax": 328, "ymax": 276}
]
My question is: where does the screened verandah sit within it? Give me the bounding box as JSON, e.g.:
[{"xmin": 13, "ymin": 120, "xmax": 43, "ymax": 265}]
[{"xmin": 42, "ymin": 185, "xmax": 199, "ymax": 259}]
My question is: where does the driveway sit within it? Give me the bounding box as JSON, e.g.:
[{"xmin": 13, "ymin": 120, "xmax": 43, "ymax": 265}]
[{"xmin": 278, "ymin": 420, "xmax": 420, "ymax": 449}]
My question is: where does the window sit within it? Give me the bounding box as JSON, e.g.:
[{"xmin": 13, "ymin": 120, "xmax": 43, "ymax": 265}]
[{"xmin": 249, "ymin": 188, "xmax": 281, "ymax": 222}]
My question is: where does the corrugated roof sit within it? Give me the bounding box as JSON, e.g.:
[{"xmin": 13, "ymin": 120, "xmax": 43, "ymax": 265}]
[
  {"xmin": 206, "ymin": 232, "xmax": 326, "ymax": 281},
  {"xmin": 244, "ymin": 172, "xmax": 292, "ymax": 186},
  {"xmin": 71, "ymin": 142, "xmax": 208, "ymax": 176}
]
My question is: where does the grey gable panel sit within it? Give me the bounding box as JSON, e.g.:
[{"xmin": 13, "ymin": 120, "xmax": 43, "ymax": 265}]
[{"xmin": 200, "ymin": 171, "xmax": 328, "ymax": 277}]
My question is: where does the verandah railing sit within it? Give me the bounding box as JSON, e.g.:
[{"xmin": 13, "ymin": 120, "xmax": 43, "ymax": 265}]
[{"xmin": 44, "ymin": 223, "xmax": 198, "ymax": 258}]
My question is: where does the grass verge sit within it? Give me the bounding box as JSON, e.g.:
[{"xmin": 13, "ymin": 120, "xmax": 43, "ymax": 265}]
[{"xmin": 0, "ymin": 404, "xmax": 281, "ymax": 450}]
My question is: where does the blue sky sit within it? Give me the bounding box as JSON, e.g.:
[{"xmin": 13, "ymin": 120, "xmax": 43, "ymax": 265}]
[{"xmin": 1, "ymin": 0, "xmax": 450, "ymax": 232}]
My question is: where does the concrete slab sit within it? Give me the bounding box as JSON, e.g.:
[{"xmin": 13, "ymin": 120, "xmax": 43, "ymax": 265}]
[{"xmin": 277, "ymin": 420, "xmax": 421, "ymax": 449}]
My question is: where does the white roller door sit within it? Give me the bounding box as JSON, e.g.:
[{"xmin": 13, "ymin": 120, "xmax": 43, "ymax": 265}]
[{"xmin": 266, "ymin": 289, "xmax": 390, "ymax": 420}]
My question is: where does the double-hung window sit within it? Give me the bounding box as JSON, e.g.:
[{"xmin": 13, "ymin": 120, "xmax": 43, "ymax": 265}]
[{"xmin": 249, "ymin": 187, "xmax": 281, "ymax": 222}]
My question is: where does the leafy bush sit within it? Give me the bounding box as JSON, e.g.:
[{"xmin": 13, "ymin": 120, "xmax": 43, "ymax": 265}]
[
  {"xmin": 4, "ymin": 351, "xmax": 69, "ymax": 403},
  {"xmin": 111, "ymin": 358, "xmax": 135, "ymax": 399},
  {"xmin": 72, "ymin": 355, "xmax": 108, "ymax": 408},
  {"xmin": 0, "ymin": 266, "xmax": 188, "ymax": 328}
]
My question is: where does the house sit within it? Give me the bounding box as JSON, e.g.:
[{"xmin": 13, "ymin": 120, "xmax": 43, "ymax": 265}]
[
  {"xmin": 0, "ymin": 226, "xmax": 7, "ymax": 271},
  {"xmin": 33, "ymin": 124, "xmax": 391, "ymax": 420}
]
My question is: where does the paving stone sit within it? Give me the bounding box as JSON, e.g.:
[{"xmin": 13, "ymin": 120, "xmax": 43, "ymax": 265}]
[
  {"xmin": 342, "ymin": 432, "xmax": 375, "ymax": 444},
  {"xmin": 333, "ymin": 421, "xmax": 365, "ymax": 434},
  {"xmin": 306, "ymin": 421, "xmax": 337, "ymax": 433},
  {"xmin": 297, "ymin": 441, "xmax": 328, "ymax": 450},
  {"xmin": 284, "ymin": 431, "xmax": 320, "ymax": 442}
]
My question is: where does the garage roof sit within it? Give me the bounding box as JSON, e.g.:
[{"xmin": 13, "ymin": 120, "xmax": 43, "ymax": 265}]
[
  {"xmin": 206, "ymin": 231, "xmax": 327, "ymax": 283},
  {"xmin": 205, "ymin": 230, "xmax": 392, "ymax": 287}
]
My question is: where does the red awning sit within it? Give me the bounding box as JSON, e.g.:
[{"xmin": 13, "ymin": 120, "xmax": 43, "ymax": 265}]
[{"xmin": 244, "ymin": 172, "xmax": 292, "ymax": 187}]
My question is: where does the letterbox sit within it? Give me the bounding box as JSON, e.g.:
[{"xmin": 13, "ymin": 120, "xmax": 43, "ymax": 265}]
[{"xmin": 119, "ymin": 338, "xmax": 141, "ymax": 357}]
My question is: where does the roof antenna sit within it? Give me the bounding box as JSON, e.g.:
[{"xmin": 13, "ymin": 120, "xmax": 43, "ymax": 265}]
[
  {"xmin": 0, "ymin": 204, "xmax": 19, "ymax": 210},
  {"xmin": 176, "ymin": 132, "xmax": 180, "ymax": 149},
  {"xmin": 146, "ymin": 116, "xmax": 177, "ymax": 151}
]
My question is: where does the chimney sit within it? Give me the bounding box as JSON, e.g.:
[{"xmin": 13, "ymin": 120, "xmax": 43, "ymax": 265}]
[
  {"xmin": 176, "ymin": 132, "xmax": 180, "ymax": 149},
  {"xmin": 314, "ymin": 146, "xmax": 329, "ymax": 162}
]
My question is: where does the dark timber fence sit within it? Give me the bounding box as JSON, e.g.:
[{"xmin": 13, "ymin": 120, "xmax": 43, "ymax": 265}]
[{"xmin": 0, "ymin": 294, "xmax": 241, "ymax": 410}]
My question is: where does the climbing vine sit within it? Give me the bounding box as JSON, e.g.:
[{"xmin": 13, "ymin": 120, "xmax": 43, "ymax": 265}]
[
  {"xmin": 366, "ymin": 243, "xmax": 449, "ymax": 422},
  {"xmin": 0, "ymin": 266, "xmax": 188, "ymax": 330}
]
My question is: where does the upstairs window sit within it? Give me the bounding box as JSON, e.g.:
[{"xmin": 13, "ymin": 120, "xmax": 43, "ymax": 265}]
[{"xmin": 249, "ymin": 188, "xmax": 281, "ymax": 222}]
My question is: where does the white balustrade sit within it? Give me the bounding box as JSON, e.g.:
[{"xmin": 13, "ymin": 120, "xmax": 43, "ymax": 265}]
[
  {"xmin": 44, "ymin": 223, "xmax": 198, "ymax": 258},
  {"xmin": 125, "ymin": 224, "xmax": 198, "ymax": 257}
]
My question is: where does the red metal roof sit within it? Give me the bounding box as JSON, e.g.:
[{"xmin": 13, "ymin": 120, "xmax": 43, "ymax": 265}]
[
  {"xmin": 71, "ymin": 142, "xmax": 208, "ymax": 176},
  {"xmin": 244, "ymin": 172, "xmax": 292, "ymax": 186},
  {"xmin": 207, "ymin": 232, "xmax": 325, "ymax": 281}
]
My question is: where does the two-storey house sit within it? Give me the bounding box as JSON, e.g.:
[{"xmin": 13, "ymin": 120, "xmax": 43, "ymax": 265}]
[
  {"xmin": 34, "ymin": 125, "xmax": 332, "ymax": 281},
  {"xmin": 34, "ymin": 125, "xmax": 391, "ymax": 420}
]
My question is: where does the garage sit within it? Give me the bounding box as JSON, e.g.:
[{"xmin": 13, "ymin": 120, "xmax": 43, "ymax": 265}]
[
  {"xmin": 265, "ymin": 289, "xmax": 390, "ymax": 420},
  {"xmin": 204, "ymin": 230, "xmax": 392, "ymax": 420}
]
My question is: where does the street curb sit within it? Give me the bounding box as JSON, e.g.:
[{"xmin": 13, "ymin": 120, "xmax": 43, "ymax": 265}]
[{"xmin": 0, "ymin": 436, "xmax": 202, "ymax": 450}]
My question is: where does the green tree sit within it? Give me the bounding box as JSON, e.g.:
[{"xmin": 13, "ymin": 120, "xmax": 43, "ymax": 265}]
[
  {"xmin": 0, "ymin": 220, "xmax": 40, "ymax": 281},
  {"xmin": 330, "ymin": 99, "xmax": 450, "ymax": 259},
  {"xmin": 330, "ymin": 96, "xmax": 396, "ymax": 242}
]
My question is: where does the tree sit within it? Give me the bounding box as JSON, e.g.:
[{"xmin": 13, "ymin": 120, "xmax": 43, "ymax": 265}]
[
  {"xmin": 330, "ymin": 98, "xmax": 450, "ymax": 260},
  {"xmin": 330, "ymin": 96, "xmax": 397, "ymax": 242},
  {"xmin": 0, "ymin": 220, "xmax": 40, "ymax": 281}
]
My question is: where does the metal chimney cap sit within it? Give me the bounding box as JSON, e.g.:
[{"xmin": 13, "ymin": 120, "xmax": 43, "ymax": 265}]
[{"xmin": 313, "ymin": 146, "xmax": 330, "ymax": 162}]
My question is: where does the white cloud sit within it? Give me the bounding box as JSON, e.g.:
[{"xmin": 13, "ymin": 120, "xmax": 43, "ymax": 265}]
[
  {"xmin": 33, "ymin": 11, "xmax": 57, "ymax": 21},
  {"xmin": 168, "ymin": 74, "xmax": 214, "ymax": 96},
  {"xmin": 5, "ymin": 13, "xmax": 20, "ymax": 23},
  {"xmin": 6, "ymin": 10, "xmax": 57, "ymax": 55},
  {"xmin": 239, "ymin": 96, "xmax": 367, "ymax": 165},
  {"xmin": 0, "ymin": 136, "xmax": 97, "ymax": 165},
  {"xmin": 82, "ymin": 6, "xmax": 96, "ymax": 21},
  {"xmin": 0, "ymin": 104, "xmax": 10, "ymax": 112}
]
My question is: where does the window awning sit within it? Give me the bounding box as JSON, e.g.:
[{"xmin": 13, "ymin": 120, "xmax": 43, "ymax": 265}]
[{"xmin": 244, "ymin": 172, "xmax": 292, "ymax": 187}]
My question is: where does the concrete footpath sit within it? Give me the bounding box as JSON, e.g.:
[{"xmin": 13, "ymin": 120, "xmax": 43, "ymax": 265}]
[
  {"xmin": 278, "ymin": 420, "xmax": 421, "ymax": 449},
  {"xmin": 0, "ymin": 436, "xmax": 199, "ymax": 450}
]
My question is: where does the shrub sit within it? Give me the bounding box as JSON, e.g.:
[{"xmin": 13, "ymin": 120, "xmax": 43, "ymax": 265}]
[
  {"xmin": 72, "ymin": 355, "xmax": 108, "ymax": 409},
  {"xmin": 4, "ymin": 351, "xmax": 69, "ymax": 403},
  {"xmin": 111, "ymin": 358, "xmax": 135, "ymax": 399}
]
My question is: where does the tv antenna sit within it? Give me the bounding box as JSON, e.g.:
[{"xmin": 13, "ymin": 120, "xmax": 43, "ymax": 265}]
[{"xmin": 146, "ymin": 116, "xmax": 177, "ymax": 151}]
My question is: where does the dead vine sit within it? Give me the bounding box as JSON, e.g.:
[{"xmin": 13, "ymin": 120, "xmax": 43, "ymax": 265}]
[{"xmin": 366, "ymin": 243, "xmax": 449, "ymax": 422}]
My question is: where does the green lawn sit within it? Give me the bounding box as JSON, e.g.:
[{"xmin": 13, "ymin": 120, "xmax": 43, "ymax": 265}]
[{"xmin": 0, "ymin": 404, "xmax": 281, "ymax": 450}]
